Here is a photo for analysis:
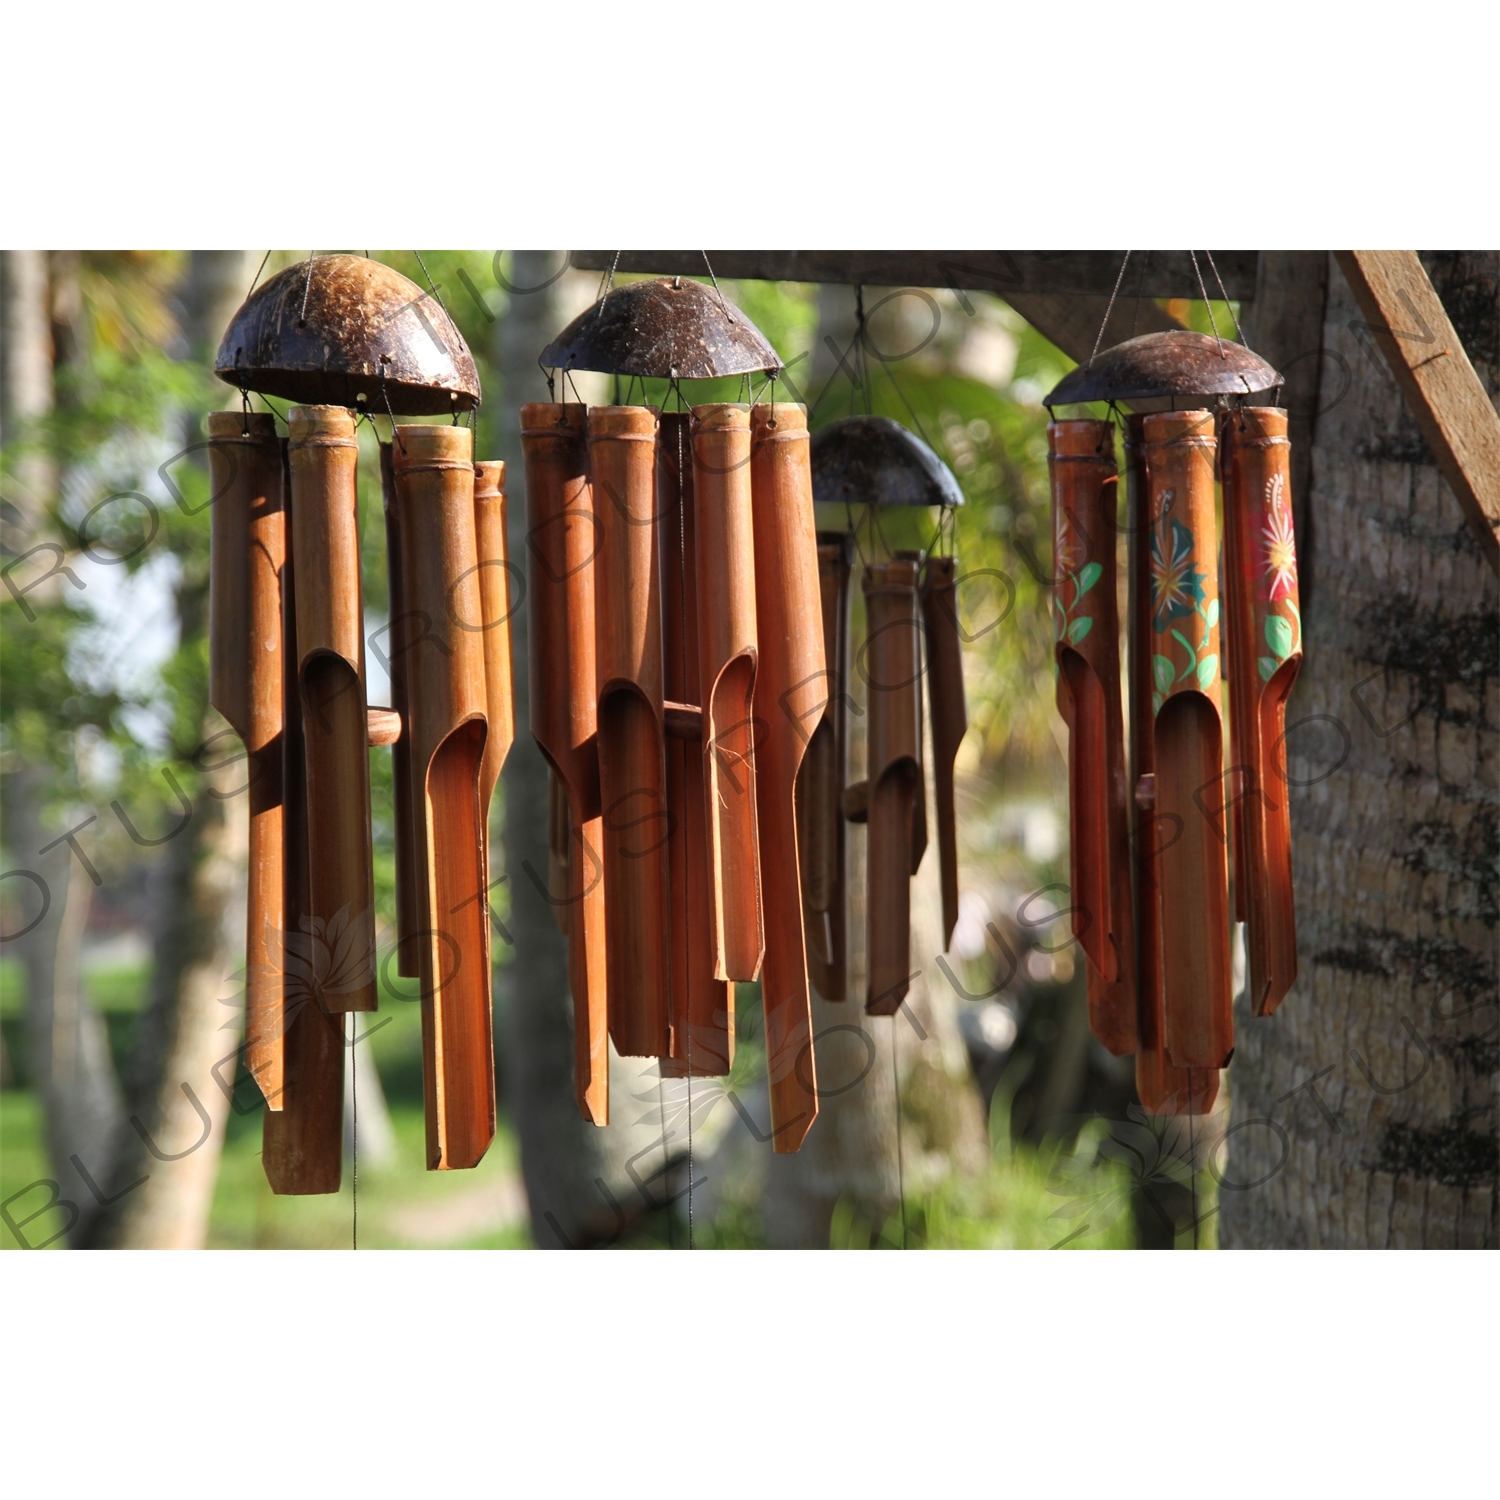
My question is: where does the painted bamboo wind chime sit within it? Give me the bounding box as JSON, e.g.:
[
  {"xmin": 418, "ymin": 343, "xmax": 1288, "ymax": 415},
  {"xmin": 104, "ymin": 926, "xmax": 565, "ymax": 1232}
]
[
  {"xmin": 1044, "ymin": 325, "xmax": 1303, "ymax": 1114},
  {"xmin": 208, "ymin": 254, "xmax": 514, "ymax": 1191}
]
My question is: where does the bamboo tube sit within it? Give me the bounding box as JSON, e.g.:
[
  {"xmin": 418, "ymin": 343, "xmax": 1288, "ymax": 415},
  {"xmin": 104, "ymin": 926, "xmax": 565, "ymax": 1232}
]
[
  {"xmin": 921, "ymin": 554, "xmax": 968, "ymax": 955},
  {"xmin": 861, "ymin": 555, "xmax": 924, "ymax": 1017},
  {"xmin": 659, "ymin": 411, "xmax": 733, "ymax": 1077},
  {"xmin": 548, "ymin": 767, "xmax": 572, "ymax": 937},
  {"xmin": 1047, "ymin": 420, "xmax": 1135, "ymax": 1055},
  {"xmin": 1125, "ymin": 417, "xmax": 1213, "ymax": 1113},
  {"xmin": 286, "ymin": 405, "xmax": 377, "ymax": 1013},
  {"xmin": 264, "ymin": 442, "xmax": 346, "ymax": 1191},
  {"xmin": 521, "ymin": 403, "xmax": 607, "ymax": 1123},
  {"xmin": 1222, "ymin": 406, "xmax": 1302, "ymax": 1018},
  {"xmin": 749, "ymin": 402, "xmax": 825, "ymax": 1150},
  {"xmin": 207, "ymin": 411, "xmax": 287, "ymax": 1107},
  {"xmin": 798, "ymin": 532, "xmax": 853, "ymax": 1002},
  {"xmin": 394, "ymin": 424, "xmax": 493, "ymax": 1171},
  {"xmin": 473, "ymin": 461, "xmax": 515, "ymax": 828},
  {"xmin": 690, "ymin": 404, "xmax": 765, "ymax": 985},
  {"xmin": 381, "ymin": 441, "xmax": 422, "ymax": 979},
  {"xmin": 589, "ymin": 405, "xmax": 671, "ymax": 1060},
  {"xmin": 1143, "ymin": 411, "xmax": 1233, "ymax": 1072}
]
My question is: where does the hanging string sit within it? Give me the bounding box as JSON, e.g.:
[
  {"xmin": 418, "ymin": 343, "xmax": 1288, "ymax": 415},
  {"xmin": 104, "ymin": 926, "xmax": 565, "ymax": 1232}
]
[
  {"xmin": 298, "ymin": 251, "xmax": 317, "ymax": 327},
  {"xmin": 1128, "ymin": 250, "xmax": 1147, "ymax": 339},
  {"xmin": 1187, "ymin": 1069, "xmax": 1198, "ymax": 1250},
  {"xmin": 247, "ymin": 250, "xmax": 272, "ymax": 301},
  {"xmin": 1189, "ymin": 252, "xmax": 1226, "ymax": 359},
  {"xmin": 658, "ymin": 1067, "xmax": 674, "ymax": 1250},
  {"xmin": 540, "ymin": 357, "xmax": 557, "ymax": 402},
  {"xmin": 381, "ymin": 367, "xmax": 406, "ymax": 455},
  {"xmin": 891, "ymin": 1016, "xmax": 907, "ymax": 1249},
  {"xmin": 700, "ymin": 251, "xmax": 735, "ymax": 325},
  {"xmin": 1203, "ymin": 250, "xmax": 1249, "ymax": 349},
  {"xmin": 351, "ymin": 1013, "xmax": 359, "ymax": 1251},
  {"xmin": 597, "ymin": 251, "xmax": 622, "ymax": 303},
  {"xmin": 1088, "ymin": 251, "xmax": 1131, "ymax": 368},
  {"xmin": 413, "ymin": 251, "xmax": 454, "ymax": 327}
]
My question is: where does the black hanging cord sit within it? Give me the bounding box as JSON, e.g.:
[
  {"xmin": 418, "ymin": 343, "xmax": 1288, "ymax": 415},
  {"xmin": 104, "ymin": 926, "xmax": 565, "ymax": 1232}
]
[
  {"xmin": 247, "ymin": 250, "xmax": 272, "ymax": 301},
  {"xmin": 1189, "ymin": 252, "xmax": 1226, "ymax": 359},
  {"xmin": 891, "ymin": 1017, "xmax": 908, "ymax": 1249},
  {"xmin": 351, "ymin": 1014, "xmax": 359, "ymax": 1251},
  {"xmin": 1203, "ymin": 250, "xmax": 1249, "ymax": 349},
  {"xmin": 414, "ymin": 250, "xmax": 454, "ymax": 327},
  {"xmin": 381, "ymin": 366, "xmax": 406, "ymax": 455},
  {"xmin": 1088, "ymin": 251, "xmax": 1132, "ymax": 368}
]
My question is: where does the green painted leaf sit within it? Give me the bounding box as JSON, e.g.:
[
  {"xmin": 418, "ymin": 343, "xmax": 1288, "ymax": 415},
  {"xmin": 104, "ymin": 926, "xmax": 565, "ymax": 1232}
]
[
  {"xmin": 1153, "ymin": 655, "xmax": 1176, "ymax": 694},
  {"xmin": 1258, "ymin": 655, "xmax": 1278, "ymax": 682},
  {"xmin": 1152, "ymin": 690, "xmax": 1164, "ymax": 716},
  {"xmin": 1206, "ymin": 597, "xmax": 1220, "ymax": 630},
  {"xmin": 1266, "ymin": 614, "xmax": 1295, "ymax": 661},
  {"xmin": 1076, "ymin": 561, "xmax": 1102, "ymax": 598},
  {"xmin": 1066, "ymin": 616, "xmax": 1093, "ymax": 645},
  {"xmin": 1195, "ymin": 653, "xmax": 1220, "ymax": 691}
]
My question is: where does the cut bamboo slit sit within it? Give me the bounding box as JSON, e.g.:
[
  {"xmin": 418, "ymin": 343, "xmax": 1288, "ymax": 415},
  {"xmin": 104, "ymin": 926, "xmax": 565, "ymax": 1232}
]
[
  {"xmin": 659, "ymin": 411, "xmax": 732, "ymax": 1077},
  {"xmin": 381, "ymin": 440, "xmax": 422, "ymax": 978},
  {"xmin": 1047, "ymin": 419, "xmax": 1135, "ymax": 1055},
  {"xmin": 521, "ymin": 402, "xmax": 608, "ymax": 1123},
  {"xmin": 799, "ymin": 532, "xmax": 853, "ymax": 1001},
  {"xmin": 286, "ymin": 405, "xmax": 377, "ymax": 1013},
  {"xmin": 920, "ymin": 553, "xmax": 968, "ymax": 956},
  {"xmin": 264, "ymin": 436, "xmax": 345, "ymax": 1191},
  {"xmin": 860, "ymin": 555, "xmax": 924, "ymax": 1017},
  {"xmin": 690, "ymin": 403, "xmax": 765, "ymax": 984},
  {"xmin": 1125, "ymin": 415, "xmax": 1215, "ymax": 1114},
  {"xmin": 589, "ymin": 404, "xmax": 672, "ymax": 1059},
  {"xmin": 473, "ymin": 459, "xmax": 516, "ymax": 883},
  {"xmin": 750, "ymin": 402, "xmax": 824, "ymax": 1149},
  {"xmin": 1222, "ymin": 406, "xmax": 1301, "ymax": 1018},
  {"xmin": 1143, "ymin": 411, "xmax": 1233, "ymax": 1072},
  {"xmin": 394, "ymin": 424, "xmax": 494, "ymax": 1171},
  {"xmin": 207, "ymin": 411, "xmax": 288, "ymax": 1107}
]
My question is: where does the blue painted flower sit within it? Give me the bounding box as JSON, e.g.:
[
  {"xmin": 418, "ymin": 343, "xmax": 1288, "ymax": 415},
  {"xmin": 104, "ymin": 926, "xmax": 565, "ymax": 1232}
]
[{"xmin": 1150, "ymin": 517, "xmax": 1206, "ymax": 629}]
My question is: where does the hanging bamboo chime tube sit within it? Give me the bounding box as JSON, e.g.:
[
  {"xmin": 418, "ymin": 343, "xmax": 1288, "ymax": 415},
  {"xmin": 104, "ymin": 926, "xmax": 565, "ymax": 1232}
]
[
  {"xmin": 393, "ymin": 424, "xmax": 494, "ymax": 1170},
  {"xmin": 1124, "ymin": 417, "xmax": 1214, "ymax": 1114},
  {"xmin": 1222, "ymin": 405, "xmax": 1302, "ymax": 1017},
  {"xmin": 859, "ymin": 553, "xmax": 924, "ymax": 1017},
  {"xmin": 920, "ymin": 553, "xmax": 968, "ymax": 955},
  {"xmin": 473, "ymin": 459, "xmax": 516, "ymax": 850},
  {"xmin": 658, "ymin": 411, "xmax": 732, "ymax": 1076},
  {"xmin": 799, "ymin": 532, "xmax": 853, "ymax": 1002},
  {"xmin": 381, "ymin": 441, "xmax": 423, "ymax": 978},
  {"xmin": 588, "ymin": 404, "xmax": 672, "ymax": 1059},
  {"xmin": 285, "ymin": 406, "xmax": 377, "ymax": 1012},
  {"xmin": 207, "ymin": 410, "xmax": 289, "ymax": 1106},
  {"xmin": 749, "ymin": 402, "xmax": 825, "ymax": 1149},
  {"xmin": 1047, "ymin": 419, "xmax": 1135, "ymax": 1055},
  {"xmin": 1142, "ymin": 411, "xmax": 1233, "ymax": 1073},
  {"xmin": 263, "ymin": 471, "xmax": 346, "ymax": 1191},
  {"xmin": 520, "ymin": 403, "xmax": 608, "ymax": 1123},
  {"xmin": 690, "ymin": 403, "xmax": 765, "ymax": 983}
]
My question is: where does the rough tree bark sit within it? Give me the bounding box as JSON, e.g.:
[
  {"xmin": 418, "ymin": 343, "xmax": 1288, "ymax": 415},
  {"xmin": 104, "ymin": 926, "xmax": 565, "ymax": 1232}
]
[{"xmin": 1221, "ymin": 252, "xmax": 1498, "ymax": 1248}]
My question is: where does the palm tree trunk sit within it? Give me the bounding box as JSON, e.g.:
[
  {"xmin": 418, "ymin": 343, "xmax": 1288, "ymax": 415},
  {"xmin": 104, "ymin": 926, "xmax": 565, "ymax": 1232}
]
[{"xmin": 1222, "ymin": 252, "xmax": 1498, "ymax": 1248}]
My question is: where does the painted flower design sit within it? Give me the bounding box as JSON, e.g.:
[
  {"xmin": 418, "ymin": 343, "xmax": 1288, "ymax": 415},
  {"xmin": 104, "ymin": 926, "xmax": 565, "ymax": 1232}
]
[
  {"xmin": 1150, "ymin": 516, "xmax": 1205, "ymax": 629},
  {"xmin": 1257, "ymin": 473, "xmax": 1298, "ymax": 601}
]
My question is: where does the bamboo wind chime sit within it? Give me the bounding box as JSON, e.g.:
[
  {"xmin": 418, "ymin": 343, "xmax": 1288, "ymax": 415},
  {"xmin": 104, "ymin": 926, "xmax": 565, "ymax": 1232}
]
[
  {"xmin": 806, "ymin": 414, "xmax": 969, "ymax": 1016},
  {"xmin": 529, "ymin": 274, "xmax": 826, "ymax": 1148},
  {"xmin": 1044, "ymin": 322, "xmax": 1303, "ymax": 1115},
  {"xmin": 209, "ymin": 254, "xmax": 515, "ymax": 1190}
]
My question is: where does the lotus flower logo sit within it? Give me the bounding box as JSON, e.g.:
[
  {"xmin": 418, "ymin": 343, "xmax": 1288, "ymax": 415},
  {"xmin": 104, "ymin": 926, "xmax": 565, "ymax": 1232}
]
[
  {"xmin": 263, "ymin": 905, "xmax": 377, "ymax": 1029},
  {"xmin": 1047, "ymin": 1103, "xmax": 1197, "ymax": 1236}
]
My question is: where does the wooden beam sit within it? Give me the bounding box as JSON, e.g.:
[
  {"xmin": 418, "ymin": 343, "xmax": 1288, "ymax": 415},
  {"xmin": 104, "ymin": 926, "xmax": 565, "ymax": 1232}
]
[
  {"xmin": 569, "ymin": 251, "xmax": 1258, "ymax": 301},
  {"xmin": 1003, "ymin": 292, "xmax": 1184, "ymax": 366},
  {"xmin": 1335, "ymin": 251, "xmax": 1500, "ymax": 572}
]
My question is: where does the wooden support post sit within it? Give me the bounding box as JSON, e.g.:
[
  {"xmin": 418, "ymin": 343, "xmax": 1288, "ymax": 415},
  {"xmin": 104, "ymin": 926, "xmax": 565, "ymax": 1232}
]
[{"xmin": 1335, "ymin": 250, "xmax": 1500, "ymax": 573}]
